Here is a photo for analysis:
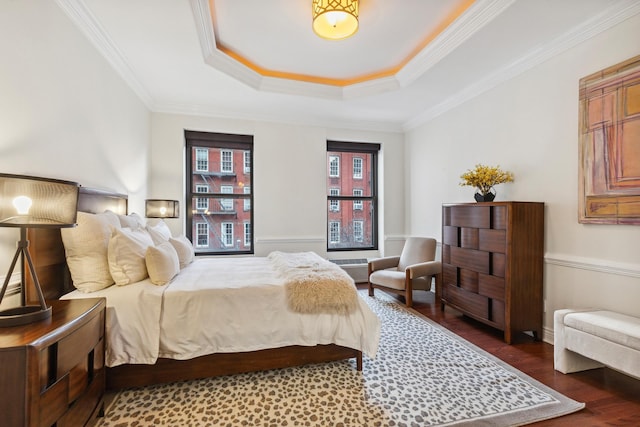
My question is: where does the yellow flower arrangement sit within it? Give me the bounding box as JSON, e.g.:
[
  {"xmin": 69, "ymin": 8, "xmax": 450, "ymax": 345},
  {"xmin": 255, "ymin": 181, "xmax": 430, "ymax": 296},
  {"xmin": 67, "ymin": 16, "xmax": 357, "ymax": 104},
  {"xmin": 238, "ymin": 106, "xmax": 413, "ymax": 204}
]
[{"xmin": 460, "ymin": 164, "xmax": 514, "ymax": 196}]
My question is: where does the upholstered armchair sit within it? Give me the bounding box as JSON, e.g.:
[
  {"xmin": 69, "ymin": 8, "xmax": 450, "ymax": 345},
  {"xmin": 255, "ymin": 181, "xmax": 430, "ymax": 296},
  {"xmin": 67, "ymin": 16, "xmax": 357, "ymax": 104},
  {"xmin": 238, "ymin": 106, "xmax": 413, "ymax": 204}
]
[{"xmin": 368, "ymin": 237, "xmax": 442, "ymax": 308}]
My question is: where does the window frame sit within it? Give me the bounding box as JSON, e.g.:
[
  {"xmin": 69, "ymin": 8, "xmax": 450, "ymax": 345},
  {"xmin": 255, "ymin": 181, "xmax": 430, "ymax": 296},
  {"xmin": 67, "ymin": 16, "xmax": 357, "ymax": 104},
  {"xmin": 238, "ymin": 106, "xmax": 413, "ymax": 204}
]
[
  {"xmin": 326, "ymin": 140, "xmax": 380, "ymax": 252},
  {"xmin": 185, "ymin": 130, "xmax": 254, "ymax": 256}
]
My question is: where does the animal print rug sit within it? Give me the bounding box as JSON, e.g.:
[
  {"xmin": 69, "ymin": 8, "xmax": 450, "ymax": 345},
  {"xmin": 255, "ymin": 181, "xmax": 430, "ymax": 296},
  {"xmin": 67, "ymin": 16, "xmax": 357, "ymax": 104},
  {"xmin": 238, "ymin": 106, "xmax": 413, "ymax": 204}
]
[{"xmin": 97, "ymin": 291, "xmax": 584, "ymax": 426}]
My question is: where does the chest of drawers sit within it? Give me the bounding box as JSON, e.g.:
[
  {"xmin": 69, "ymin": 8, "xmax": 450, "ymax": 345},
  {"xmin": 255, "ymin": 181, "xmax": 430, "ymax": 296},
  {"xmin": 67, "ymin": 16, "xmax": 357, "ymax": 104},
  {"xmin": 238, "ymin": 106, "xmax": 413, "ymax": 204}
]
[
  {"xmin": 0, "ymin": 298, "xmax": 106, "ymax": 427},
  {"xmin": 441, "ymin": 202, "xmax": 544, "ymax": 343}
]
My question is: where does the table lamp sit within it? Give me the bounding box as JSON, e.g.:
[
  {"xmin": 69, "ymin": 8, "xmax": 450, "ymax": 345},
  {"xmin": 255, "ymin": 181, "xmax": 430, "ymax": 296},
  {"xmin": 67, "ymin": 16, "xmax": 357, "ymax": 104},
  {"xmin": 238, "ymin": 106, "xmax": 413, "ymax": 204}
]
[{"xmin": 0, "ymin": 173, "xmax": 79, "ymax": 327}]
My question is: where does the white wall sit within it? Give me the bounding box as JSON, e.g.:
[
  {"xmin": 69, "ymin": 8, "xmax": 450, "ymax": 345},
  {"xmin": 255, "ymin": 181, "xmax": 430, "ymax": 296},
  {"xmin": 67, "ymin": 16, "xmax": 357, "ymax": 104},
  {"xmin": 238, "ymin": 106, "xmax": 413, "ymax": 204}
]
[
  {"xmin": 149, "ymin": 113, "xmax": 405, "ymax": 258},
  {"xmin": 0, "ymin": 0, "xmax": 150, "ymax": 305},
  {"xmin": 406, "ymin": 13, "xmax": 640, "ymax": 341}
]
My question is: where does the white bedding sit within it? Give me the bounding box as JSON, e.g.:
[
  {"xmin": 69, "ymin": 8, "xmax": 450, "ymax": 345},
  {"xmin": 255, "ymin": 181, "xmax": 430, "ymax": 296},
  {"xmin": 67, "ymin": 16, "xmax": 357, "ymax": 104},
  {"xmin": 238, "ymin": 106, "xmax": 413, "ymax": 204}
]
[{"xmin": 62, "ymin": 254, "xmax": 380, "ymax": 367}]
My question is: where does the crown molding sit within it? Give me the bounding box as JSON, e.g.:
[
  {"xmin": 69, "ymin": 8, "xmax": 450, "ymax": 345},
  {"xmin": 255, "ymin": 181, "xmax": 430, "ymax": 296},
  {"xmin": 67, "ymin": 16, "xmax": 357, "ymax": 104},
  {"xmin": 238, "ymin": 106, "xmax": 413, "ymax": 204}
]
[
  {"xmin": 403, "ymin": 0, "xmax": 640, "ymax": 131},
  {"xmin": 55, "ymin": 0, "xmax": 155, "ymax": 108},
  {"xmin": 397, "ymin": 0, "xmax": 516, "ymax": 86},
  {"xmin": 190, "ymin": 0, "xmax": 504, "ymax": 100}
]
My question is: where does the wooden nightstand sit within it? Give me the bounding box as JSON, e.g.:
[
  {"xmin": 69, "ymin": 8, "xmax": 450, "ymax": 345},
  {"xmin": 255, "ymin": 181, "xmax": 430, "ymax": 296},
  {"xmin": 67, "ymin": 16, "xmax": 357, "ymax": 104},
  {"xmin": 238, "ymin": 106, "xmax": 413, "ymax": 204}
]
[{"xmin": 0, "ymin": 298, "xmax": 106, "ymax": 427}]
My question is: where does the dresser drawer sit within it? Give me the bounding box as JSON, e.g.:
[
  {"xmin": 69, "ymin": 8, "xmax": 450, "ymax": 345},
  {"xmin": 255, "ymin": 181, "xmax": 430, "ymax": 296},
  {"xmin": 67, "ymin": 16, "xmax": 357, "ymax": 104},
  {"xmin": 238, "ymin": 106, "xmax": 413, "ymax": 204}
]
[
  {"xmin": 478, "ymin": 273, "xmax": 505, "ymax": 301},
  {"xmin": 450, "ymin": 246, "xmax": 489, "ymax": 274},
  {"xmin": 478, "ymin": 229, "xmax": 506, "ymax": 253},
  {"xmin": 449, "ymin": 205, "xmax": 490, "ymax": 228},
  {"xmin": 443, "ymin": 284, "xmax": 488, "ymax": 320},
  {"xmin": 459, "ymin": 268, "xmax": 479, "ymax": 293},
  {"xmin": 57, "ymin": 311, "xmax": 103, "ymax": 378},
  {"xmin": 442, "ymin": 263, "xmax": 457, "ymax": 286},
  {"xmin": 442, "ymin": 226, "xmax": 458, "ymax": 246},
  {"xmin": 39, "ymin": 373, "xmax": 69, "ymax": 427}
]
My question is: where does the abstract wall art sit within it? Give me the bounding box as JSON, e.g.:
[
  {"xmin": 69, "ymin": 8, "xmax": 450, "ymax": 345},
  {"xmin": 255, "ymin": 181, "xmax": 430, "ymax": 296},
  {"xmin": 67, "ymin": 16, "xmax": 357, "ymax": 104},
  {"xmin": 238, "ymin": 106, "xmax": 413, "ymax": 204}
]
[{"xmin": 579, "ymin": 54, "xmax": 640, "ymax": 224}]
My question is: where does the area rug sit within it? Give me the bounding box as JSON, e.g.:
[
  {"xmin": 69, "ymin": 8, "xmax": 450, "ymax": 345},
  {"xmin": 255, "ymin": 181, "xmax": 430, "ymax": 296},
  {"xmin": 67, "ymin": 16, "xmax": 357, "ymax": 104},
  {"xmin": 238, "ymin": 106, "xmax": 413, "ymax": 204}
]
[{"xmin": 97, "ymin": 291, "xmax": 584, "ymax": 426}]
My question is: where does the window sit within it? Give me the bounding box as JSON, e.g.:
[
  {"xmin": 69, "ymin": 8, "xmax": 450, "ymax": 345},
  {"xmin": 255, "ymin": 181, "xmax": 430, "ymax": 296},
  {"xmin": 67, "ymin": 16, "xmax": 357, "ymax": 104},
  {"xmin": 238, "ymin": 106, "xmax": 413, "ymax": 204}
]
[
  {"xmin": 354, "ymin": 220, "xmax": 364, "ymax": 242},
  {"xmin": 221, "ymin": 222, "xmax": 234, "ymax": 247},
  {"xmin": 329, "ymin": 155, "xmax": 340, "ymax": 177},
  {"xmin": 329, "ymin": 221, "xmax": 340, "ymax": 244},
  {"xmin": 220, "ymin": 185, "xmax": 233, "ymax": 211},
  {"xmin": 244, "ymin": 222, "xmax": 251, "ymax": 247},
  {"xmin": 195, "ymin": 148, "xmax": 208, "ymax": 172},
  {"xmin": 244, "ymin": 151, "xmax": 251, "ymax": 173},
  {"xmin": 353, "ymin": 157, "xmax": 363, "ymax": 179},
  {"xmin": 329, "ymin": 188, "xmax": 340, "ymax": 212},
  {"xmin": 195, "ymin": 184, "xmax": 209, "ymax": 211},
  {"xmin": 186, "ymin": 130, "xmax": 253, "ymax": 255},
  {"xmin": 353, "ymin": 189, "xmax": 363, "ymax": 210},
  {"xmin": 196, "ymin": 222, "xmax": 209, "ymax": 247},
  {"xmin": 243, "ymin": 186, "xmax": 251, "ymax": 211},
  {"xmin": 221, "ymin": 150, "xmax": 233, "ymax": 173},
  {"xmin": 326, "ymin": 140, "xmax": 380, "ymax": 251}
]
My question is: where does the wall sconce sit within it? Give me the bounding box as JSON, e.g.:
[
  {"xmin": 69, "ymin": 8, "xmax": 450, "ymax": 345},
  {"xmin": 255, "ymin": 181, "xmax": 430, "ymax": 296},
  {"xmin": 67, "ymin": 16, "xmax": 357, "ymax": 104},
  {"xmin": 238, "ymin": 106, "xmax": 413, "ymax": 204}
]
[
  {"xmin": 0, "ymin": 173, "xmax": 79, "ymax": 326},
  {"xmin": 145, "ymin": 199, "xmax": 180, "ymax": 219}
]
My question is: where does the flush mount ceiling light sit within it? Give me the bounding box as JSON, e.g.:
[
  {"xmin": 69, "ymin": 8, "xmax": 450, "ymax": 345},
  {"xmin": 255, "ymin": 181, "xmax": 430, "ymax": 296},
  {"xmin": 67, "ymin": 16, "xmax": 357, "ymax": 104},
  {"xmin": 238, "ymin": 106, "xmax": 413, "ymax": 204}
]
[{"xmin": 312, "ymin": 0, "xmax": 359, "ymax": 40}]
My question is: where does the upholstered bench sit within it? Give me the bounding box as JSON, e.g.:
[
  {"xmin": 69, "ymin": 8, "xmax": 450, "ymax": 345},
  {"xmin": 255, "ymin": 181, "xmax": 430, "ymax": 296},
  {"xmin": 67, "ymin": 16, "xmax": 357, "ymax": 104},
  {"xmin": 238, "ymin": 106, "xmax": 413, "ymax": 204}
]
[{"xmin": 554, "ymin": 309, "xmax": 640, "ymax": 380}]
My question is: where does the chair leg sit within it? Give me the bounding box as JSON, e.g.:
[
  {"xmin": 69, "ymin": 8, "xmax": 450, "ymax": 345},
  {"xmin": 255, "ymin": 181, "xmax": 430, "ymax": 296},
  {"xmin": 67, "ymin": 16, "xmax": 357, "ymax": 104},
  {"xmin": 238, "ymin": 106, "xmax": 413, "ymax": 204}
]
[
  {"xmin": 405, "ymin": 271, "xmax": 413, "ymax": 308},
  {"xmin": 368, "ymin": 264, "xmax": 374, "ymax": 297}
]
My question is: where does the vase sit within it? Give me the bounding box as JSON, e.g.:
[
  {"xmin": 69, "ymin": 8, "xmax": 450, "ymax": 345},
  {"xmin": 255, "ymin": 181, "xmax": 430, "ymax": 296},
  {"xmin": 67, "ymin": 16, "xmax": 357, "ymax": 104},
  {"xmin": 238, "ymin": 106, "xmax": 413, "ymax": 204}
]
[{"xmin": 474, "ymin": 188, "xmax": 496, "ymax": 202}]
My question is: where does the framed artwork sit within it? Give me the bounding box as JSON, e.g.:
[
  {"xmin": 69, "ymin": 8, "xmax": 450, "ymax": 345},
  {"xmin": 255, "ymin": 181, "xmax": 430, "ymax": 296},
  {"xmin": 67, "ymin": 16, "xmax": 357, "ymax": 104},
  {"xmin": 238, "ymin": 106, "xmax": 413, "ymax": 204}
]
[{"xmin": 578, "ymin": 54, "xmax": 640, "ymax": 224}]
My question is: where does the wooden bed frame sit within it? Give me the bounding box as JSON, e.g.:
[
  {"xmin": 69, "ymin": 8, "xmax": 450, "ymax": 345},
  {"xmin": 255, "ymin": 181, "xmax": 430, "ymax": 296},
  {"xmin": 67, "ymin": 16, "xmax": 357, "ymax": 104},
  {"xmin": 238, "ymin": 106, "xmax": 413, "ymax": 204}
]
[{"xmin": 26, "ymin": 187, "xmax": 363, "ymax": 390}]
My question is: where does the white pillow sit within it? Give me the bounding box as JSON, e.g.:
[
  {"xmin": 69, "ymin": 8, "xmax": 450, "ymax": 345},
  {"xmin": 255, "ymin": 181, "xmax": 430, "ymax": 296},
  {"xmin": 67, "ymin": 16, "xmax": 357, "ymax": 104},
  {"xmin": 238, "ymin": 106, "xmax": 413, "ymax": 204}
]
[
  {"xmin": 108, "ymin": 227, "xmax": 154, "ymax": 286},
  {"xmin": 145, "ymin": 242, "xmax": 180, "ymax": 285},
  {"xmin": 118, "ymin": 212, "xmax": 145, "ymax": 229},
  {"xmin": 61, "ymin": 211, "xmax": 121, "ymax": 293},
  {"xmin": 169, "ymin": 235, "xmax": 195, "ymax": 269},
  {"xmin": 146, "ymin": 220, "xmax": 172, "ymax": 245}
]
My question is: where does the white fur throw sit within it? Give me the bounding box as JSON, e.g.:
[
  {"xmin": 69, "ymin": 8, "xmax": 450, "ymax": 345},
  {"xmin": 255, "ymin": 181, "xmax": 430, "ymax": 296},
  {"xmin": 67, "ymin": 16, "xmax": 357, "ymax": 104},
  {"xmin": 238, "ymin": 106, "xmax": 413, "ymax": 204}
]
[{"xmin": 268, "ymin": 251, "xmax": 358, "ymax": 315}]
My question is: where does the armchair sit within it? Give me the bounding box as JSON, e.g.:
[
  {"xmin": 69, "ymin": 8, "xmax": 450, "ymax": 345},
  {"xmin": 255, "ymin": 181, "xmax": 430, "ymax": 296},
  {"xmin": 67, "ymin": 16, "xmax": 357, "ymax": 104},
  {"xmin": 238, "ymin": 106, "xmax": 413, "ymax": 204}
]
[{"xmin": 368, "ymin": 237, "xmax": 442, "ymax": 308}]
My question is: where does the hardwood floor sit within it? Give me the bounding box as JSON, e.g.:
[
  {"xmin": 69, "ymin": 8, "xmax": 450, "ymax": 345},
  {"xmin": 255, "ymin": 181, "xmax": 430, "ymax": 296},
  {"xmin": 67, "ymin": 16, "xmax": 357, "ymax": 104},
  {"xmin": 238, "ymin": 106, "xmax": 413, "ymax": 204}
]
[{"xmin": 362, "ymin": 285, "xmax": 640, "ymax": 426}]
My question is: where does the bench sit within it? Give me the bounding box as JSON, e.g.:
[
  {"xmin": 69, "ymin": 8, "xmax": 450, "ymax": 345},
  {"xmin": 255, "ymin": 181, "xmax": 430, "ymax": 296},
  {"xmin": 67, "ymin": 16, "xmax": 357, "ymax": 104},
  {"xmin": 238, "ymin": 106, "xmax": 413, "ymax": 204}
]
[{"xmin": 554, "ymin": 309, "xmax": 640, "ymax": 380}]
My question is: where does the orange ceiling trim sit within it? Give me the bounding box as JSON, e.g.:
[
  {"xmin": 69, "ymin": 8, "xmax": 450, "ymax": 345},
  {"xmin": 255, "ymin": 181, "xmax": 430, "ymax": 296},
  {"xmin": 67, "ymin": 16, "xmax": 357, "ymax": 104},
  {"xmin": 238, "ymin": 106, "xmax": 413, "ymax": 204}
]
[{"xmin": 209, "ymin": 0, "xmax": 476, "ymax": 87}]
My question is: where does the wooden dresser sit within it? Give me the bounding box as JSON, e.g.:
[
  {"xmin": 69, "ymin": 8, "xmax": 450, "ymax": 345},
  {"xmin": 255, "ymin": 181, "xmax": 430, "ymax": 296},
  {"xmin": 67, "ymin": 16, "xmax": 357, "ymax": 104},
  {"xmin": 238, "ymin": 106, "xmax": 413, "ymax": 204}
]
[
  {"xmin": 441, "ymin": 202, "xmax": 544, "ymax": 343},
  {"xmin": 0, "ymin": 298, "xmax": 106, "ymax": 427}
]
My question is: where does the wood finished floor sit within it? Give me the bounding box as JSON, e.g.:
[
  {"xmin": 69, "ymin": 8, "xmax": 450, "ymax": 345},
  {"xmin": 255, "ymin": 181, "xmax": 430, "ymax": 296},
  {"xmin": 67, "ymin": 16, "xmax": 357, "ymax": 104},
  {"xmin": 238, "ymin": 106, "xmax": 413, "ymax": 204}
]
[{"xmin": 360, "ymin": 285, "xmax": 640, "ymax": 426}]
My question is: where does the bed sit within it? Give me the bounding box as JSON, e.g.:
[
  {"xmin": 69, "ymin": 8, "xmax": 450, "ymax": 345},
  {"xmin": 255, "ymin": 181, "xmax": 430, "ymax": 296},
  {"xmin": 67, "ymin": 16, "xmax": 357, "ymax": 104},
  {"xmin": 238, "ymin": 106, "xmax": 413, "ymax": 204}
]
[{"xmin": 26, "ymin": 187, "xmax": 380, "ymax": 390}]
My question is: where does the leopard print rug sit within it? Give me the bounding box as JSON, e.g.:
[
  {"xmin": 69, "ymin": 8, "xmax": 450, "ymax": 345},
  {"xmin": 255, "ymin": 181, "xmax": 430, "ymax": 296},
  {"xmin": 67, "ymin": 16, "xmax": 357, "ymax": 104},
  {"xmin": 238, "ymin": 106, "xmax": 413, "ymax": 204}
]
[{"xmin": 97, "ymin": 291, "xmax": 583, "ymax": 426}]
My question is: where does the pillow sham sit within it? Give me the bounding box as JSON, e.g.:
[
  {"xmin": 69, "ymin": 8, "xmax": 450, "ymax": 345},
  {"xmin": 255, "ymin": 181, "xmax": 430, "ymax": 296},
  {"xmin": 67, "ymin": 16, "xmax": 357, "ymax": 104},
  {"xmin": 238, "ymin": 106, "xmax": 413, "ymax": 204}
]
[
  {"xmin": 146, "ymin": 220, "xmax": 172, "ymax": 245},
  {"xmin": 117, "ymin": 212, "xmax": 145, "ymax": 229},
  {"xmin": 108, "ymin": 227, "xmax": 154, "ymax": 286},
  {"xmin": 145, "ymin": 242, "xmax": 180, "ymax": 285},
  {"xmin": 60, "ymin": 211, "xmax": 121, "ymax": 293},
  {"xmin": 169, "ymin": 235, "xmax": 195, "ymax": 269}
]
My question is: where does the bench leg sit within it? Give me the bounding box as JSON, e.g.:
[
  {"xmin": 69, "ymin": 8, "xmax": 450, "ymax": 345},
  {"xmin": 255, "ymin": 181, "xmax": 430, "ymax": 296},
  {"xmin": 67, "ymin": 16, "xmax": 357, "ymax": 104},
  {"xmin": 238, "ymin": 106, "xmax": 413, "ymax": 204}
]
[{"xmin": 554, "ymin": 309, "xmax": 604, "ymax": 374}]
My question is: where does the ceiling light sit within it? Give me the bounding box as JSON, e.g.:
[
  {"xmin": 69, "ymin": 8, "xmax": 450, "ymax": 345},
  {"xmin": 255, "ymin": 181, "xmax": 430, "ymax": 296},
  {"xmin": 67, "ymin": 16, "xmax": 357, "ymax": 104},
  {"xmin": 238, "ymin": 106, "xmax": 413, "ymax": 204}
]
[{"xmin": 312, "ymin": 0, "xmax": 359, "ymax": 40}]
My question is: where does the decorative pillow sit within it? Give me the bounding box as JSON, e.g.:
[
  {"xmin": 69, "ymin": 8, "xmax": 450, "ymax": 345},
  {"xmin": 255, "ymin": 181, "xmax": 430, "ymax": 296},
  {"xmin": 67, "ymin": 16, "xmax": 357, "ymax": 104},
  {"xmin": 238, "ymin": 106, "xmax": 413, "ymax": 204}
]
[
  {"xmin": 146, "ymin": 220, "xmax": 172, "ymax": 245},
  {"xmin": 108, "ymin": 227, "xmax": 154, "ymax": 286},
  {"xmin": 60, "ymin": 211, "xmax": 121, "ymax": 293},
  {"xmin": 118, "ymin": 212, "xmax": 145, "ymax": 229},
  {"xmin": 169, "ymin": 235, "xmax": 195, "ymax": 269},
  {"xmin": 145, "ymin": 242, "xmax": 180, "ymax": 285}
]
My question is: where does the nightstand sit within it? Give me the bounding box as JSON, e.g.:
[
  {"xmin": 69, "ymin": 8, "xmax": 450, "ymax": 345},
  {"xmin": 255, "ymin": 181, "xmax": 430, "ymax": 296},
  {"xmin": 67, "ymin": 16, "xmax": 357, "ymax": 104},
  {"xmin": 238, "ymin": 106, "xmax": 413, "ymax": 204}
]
[{"xmin": 0, "ymin": 298, "xmax": 106, "ymax": 427}]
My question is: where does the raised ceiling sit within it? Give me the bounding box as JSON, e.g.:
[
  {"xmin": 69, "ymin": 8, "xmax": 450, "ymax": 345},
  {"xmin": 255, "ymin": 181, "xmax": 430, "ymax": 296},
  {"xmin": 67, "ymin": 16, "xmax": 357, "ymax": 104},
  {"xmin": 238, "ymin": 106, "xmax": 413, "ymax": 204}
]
[{"xmin": 57, "ymin": 0, "xmax": 640, "ymax": 132}]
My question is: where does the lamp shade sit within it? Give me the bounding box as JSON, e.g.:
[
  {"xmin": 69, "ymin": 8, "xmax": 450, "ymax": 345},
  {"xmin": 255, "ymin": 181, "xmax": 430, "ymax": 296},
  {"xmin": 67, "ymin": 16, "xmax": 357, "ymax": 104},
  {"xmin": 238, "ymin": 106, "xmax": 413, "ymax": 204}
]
[
  {"xmin": 146, "ymin": 199, "xmax": 179, "ymax": 218},
  {"xmin": 312, "ymin": 0, "xmax": 359, "ymax": 40},
  {"xmin": 0, "ymin": 173, "xmax": 79, "ymax": 228}
]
